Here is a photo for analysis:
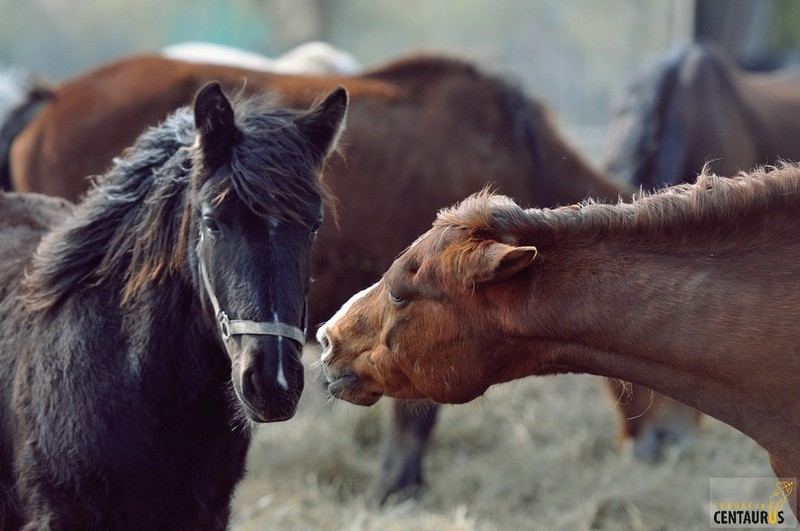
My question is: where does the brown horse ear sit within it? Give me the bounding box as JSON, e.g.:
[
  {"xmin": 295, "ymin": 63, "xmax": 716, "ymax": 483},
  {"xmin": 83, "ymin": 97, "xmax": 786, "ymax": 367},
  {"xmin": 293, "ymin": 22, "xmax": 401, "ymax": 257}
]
[
  {"xmin": 295, "ymin": 86, "xmax": 348, "ymax": 167},
  {"xmin": 194, "ymin": 82, "xmax": 237, "ymax": 169},
  {"xmin": 472, "ymin": 243, "xmax": 538, "ymax": 283}
]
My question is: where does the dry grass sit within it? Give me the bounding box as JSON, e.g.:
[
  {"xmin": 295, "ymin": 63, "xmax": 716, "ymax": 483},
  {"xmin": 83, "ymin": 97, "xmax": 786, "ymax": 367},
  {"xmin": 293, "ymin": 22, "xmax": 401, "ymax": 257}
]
[{"xmin": 230, "ymin": 345, "xmax": 772, "ymax": 530}]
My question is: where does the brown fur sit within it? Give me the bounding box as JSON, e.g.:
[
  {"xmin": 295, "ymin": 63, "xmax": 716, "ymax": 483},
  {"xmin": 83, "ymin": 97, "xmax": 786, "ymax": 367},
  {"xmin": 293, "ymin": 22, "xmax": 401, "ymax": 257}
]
[{"xmin": 320, "ymin": 163, "xmax": 800, "ymax": 499}]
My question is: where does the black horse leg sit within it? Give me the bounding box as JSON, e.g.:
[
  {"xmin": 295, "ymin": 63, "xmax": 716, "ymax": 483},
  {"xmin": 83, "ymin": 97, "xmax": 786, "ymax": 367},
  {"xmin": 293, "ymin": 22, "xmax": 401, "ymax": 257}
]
[{"xmin": 370, "ymin": 399, "xmax": 439, "ymax": 505}]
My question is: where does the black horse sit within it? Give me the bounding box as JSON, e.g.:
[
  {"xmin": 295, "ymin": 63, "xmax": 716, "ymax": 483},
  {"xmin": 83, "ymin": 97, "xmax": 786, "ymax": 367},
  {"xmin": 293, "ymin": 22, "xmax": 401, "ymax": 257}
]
[{"xmin": 0, "ymin": 82, "xmax": 347, "ymax": 530}]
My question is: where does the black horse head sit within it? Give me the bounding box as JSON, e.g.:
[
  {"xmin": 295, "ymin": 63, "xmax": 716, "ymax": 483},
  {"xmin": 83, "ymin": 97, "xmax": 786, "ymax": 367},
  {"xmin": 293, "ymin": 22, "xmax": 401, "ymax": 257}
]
[
  {"xmin": 23, "ymin": 82, "xmax": 347, "ymax": 425},
  {"xmin": 191, "ymin": 83, "xmax": 347, "ymax": 422},
  {"xmin": 4, "ymin": 82, "xmax": 347, "ymax": 528}
]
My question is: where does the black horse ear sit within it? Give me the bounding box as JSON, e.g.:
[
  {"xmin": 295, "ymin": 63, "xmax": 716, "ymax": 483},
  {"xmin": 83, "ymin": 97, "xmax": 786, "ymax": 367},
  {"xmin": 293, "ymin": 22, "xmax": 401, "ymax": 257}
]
[
  {"xmin": 295, "ymin": 86, "xmax": 348, "ymax": 167},
  {"xmin": 194, "ymin": 82, "xmax": 237, "ymax": 169}
]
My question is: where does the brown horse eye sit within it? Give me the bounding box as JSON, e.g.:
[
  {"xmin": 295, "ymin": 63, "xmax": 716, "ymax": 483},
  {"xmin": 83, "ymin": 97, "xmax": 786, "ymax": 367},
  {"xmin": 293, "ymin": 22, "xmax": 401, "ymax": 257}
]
[{"xmin": 388, "ymin": 288, "xmax": 405, "ymax": 305}]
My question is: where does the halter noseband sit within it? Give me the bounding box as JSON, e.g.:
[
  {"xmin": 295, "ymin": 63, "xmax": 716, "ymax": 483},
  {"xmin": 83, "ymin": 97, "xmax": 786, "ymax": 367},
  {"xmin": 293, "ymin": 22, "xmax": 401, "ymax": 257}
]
[{"xmin": 199, "ymin": 259, "xmax": 306, "ymax": 347}]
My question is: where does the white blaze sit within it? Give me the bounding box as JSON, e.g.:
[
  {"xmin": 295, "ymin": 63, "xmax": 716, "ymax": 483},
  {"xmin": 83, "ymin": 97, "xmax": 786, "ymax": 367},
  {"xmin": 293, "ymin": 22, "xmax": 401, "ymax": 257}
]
[
  {"xmin": 269, "ymin": 217, "xmax": 289, "ymax": 391},
  {"xmin": 317, "ymin": 281, "xmax": 380, "ymax": 362}
]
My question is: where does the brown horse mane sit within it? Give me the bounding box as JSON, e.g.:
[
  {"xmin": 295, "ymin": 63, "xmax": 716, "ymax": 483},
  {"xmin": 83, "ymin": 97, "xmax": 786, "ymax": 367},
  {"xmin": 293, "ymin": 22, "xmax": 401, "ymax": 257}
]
[
  {"xmin": 434, "ymin": 163, "xmax": 800, "ymax": 252},
  {"xmin": 23, "ymin": 95, "xmax": 331, "ymax": 312}
]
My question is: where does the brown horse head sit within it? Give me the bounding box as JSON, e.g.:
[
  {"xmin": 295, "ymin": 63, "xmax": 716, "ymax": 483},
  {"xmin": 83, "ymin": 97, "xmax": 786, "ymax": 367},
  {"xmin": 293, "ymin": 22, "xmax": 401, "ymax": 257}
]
[
  {"xmin": 318, "ymin": 192, "xmax": 539, "ymax": 405},
  {"xmin": 318, "ymin": 167, "xmax": 800, "ymax": 492}
]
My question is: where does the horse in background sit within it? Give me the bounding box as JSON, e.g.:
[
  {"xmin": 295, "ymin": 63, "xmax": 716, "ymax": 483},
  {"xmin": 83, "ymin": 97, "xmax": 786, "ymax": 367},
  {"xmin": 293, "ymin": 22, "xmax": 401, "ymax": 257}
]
[
  {"xmin": 162, "ymin": 40, "xmax": 362, "ymax": 75},
  {"xmin": 0, "ymin": 83, "xmax": 346, "ymax": 529},
  {"xmin": 0, "ymin": 69, "xmax": 49, "ymax": 184},
  {"xmin": 603, "ymin": 41, "xmax": 800, "ymax": 189},
  {"xmin": 0, "ymin": 52, "xmax": 689, "ymax": 501},
  {"xmin": 0, "ymin": 68, "xmax": 35, "ymax": 123},
  {"xmin": 318, "ymin": 164, "xmax": 800, "ymax": 510}
]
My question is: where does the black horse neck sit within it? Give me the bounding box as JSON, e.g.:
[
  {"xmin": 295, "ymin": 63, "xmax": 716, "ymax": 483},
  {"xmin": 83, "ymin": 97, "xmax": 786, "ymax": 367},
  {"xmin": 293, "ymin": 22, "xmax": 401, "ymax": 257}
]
[{"xmin": 118, "ymin": 263, "xmax": 235, "ymax": 403}]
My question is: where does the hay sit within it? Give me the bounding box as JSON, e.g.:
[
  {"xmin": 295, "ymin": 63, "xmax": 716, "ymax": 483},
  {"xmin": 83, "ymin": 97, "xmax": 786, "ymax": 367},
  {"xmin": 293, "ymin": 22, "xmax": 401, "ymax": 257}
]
[{"xmin": 231, "ymin": 345, "xmax": 771, "ymax": 530}]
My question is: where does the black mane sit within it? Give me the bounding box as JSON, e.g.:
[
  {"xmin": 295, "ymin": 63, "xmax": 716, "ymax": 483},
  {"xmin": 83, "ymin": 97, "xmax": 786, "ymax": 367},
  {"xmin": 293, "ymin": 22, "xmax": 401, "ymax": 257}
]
[{"xmin": 24, "ymin": 95, "xmax": 329, "ymax": 311}]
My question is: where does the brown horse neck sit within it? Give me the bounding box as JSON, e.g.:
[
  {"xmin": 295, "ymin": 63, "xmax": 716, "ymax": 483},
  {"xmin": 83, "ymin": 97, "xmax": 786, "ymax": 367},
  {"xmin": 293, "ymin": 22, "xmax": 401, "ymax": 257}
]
[{"xmin": 501, "ymin": 221, "xmax": 800, "ymax": 462}]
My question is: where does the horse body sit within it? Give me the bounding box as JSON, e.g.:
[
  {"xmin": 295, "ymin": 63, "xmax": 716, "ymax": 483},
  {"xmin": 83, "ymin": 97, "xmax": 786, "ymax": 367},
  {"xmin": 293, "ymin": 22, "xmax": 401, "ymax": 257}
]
[
  {"xmin": 0, "ymin": 84, "xmax": 346, "ymax": 529},
  {"xmin": 599, "ymin": 41, "xmax": 800, "ymax": 458},
  {"xmin": 0, "ymin": 193, "xmax": 73, "ymax": 528},
  {"xmin": 603, "ymin": 42, "xmax": 800, "ymax": 189},
  {"xmin": 4, "ymin": 262, "xmax": 249, "ymax": 529},
  {"xmin": 319, "ymin": 165, "xmax": 800, "ymax": 489}
]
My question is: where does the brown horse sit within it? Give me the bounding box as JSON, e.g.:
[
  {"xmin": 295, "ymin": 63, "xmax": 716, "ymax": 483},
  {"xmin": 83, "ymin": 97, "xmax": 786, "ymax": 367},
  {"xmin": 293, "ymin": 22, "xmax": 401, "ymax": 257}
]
[
  {"xmin": 318, "ymin": 164, "xmax": 800, "ymax": 509},
  {"xmin": 600, "ymin": 41, "xmax": 800, "ymax": 456},
  {"xmin": 603, "ymin": 41, "xmax": 800, "ymax": 189},
  {"xmin": 0, "ymin": 53, "xmax": 681, "ymax": 499}
]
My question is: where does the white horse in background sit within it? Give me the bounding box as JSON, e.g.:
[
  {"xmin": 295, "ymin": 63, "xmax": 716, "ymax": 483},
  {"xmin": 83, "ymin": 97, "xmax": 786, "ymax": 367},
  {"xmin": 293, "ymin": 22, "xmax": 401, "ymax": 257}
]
[
  {"xmin": 161, "ymin": 41, "xmax": 362, "ymax": 75},
  {"xmin": 0, "ymin": 68, "xmax": 37, "ymax": 125}
]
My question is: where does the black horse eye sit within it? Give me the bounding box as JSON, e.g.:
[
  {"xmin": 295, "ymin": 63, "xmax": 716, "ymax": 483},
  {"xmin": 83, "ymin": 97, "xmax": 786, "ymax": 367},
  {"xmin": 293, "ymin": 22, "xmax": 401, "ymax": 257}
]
[
  {"xmin": 310, "ymin": 220, "xmax": 323, "ymax": 240},
  {"xmin": 202, "ymin": 215, "xmax": 221, "ymax": 234}
]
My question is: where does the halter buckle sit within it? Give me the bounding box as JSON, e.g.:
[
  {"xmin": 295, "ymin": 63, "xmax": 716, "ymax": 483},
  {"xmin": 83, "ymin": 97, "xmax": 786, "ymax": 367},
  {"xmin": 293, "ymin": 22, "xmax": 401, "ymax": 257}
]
[{"xmin": 217, "ymin": 311, "xmax": 231, "ymax": 340}]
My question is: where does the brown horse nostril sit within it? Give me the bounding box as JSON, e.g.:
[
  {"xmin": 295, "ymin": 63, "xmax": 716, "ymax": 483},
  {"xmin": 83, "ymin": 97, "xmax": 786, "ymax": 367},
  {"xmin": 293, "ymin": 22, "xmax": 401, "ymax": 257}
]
[{"xmin": 319, "ymin": 331, "xmax": 330, "ymax": 350}]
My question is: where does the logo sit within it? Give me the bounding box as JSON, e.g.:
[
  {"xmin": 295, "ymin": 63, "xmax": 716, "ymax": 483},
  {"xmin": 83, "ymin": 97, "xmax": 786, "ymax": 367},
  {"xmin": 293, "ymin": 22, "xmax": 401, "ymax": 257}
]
[{"xmin": 710, "ymin": 477, "xmax": 797, "ymax": 528}]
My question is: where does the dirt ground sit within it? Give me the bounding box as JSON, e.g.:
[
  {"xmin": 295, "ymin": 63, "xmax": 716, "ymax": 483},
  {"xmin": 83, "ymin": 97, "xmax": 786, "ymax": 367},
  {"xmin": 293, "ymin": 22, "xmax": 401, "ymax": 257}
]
[{"xmin": 229, "ymin": 344, "xmax": 773, "ymax": 531}]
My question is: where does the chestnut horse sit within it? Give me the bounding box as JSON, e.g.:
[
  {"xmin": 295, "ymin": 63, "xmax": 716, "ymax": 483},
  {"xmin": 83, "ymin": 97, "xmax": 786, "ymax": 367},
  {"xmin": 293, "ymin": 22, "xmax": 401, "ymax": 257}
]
[
  {"xmin": 600, "ymin": 41, "xmax": 800, "ymax": 456},
  {"xmin": 318, "ymin": 164, "xmax": 800, "ymax": 512},
  {"xmin": 0, "ymin": 83, "xmax": 347, "ymax": 529},
  {"xmin": 0, "ymin": 53, "xmax": 682, "ymax": 499},
  {"xmin": 603, "ymin": 41, "xmax": 800, "ymax": 189}
]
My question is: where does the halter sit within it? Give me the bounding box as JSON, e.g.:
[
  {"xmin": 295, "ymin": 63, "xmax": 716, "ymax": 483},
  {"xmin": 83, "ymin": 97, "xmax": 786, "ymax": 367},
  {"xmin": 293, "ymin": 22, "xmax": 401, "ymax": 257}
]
[{"xmin": 199, "ymin": 259, "xmax": 306, "ymax": 347}]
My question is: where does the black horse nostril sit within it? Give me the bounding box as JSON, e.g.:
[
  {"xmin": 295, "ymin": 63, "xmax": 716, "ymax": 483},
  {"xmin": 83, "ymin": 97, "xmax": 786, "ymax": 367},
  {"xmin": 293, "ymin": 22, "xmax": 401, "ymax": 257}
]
[
  {"xmin": 249, "ymin": 368, "xmax": 261, "ymax": 395},
  {"xmin": 241, "ymin": 366, "xmax": 258, "ymax": 398}
]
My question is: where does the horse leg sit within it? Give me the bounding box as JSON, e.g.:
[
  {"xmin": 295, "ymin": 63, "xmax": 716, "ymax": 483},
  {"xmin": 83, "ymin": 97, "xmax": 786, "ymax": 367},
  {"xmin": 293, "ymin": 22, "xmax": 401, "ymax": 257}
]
[
  {"xmin": 606, "ymin": 378, "xmax": 702, "ymax": 462},
  {"xmin": 370, "ymin": 399, "xmax": 438, "ymax": 505}
]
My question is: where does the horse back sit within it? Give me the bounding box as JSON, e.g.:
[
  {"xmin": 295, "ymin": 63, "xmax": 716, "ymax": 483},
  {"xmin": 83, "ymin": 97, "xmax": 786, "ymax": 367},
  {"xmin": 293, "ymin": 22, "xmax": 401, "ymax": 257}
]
[
  {"xmin": 9, "ymin": 55, "xmax": 397, "ymax": 201},
  {"xmin": 10, "ymin": 57, "xmax": 198, "ymax": 200},
  {"xmin": 0, "ymin": 192, "xmax": 72, "ymax": 294}
]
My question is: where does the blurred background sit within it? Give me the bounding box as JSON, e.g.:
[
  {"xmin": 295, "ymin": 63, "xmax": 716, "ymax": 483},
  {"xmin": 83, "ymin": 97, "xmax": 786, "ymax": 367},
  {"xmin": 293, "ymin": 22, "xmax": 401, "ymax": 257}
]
[{"xmin": 2, "ymin": 0, "xmax": 799, "ymax": 162}]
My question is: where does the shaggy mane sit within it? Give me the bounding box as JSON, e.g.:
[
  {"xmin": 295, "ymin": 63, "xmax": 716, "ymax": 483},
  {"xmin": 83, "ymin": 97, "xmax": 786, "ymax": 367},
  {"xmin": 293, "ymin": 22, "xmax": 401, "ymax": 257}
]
[
  {"xmin": 24, "ymin": 95, "xmax": 331, "ymax": 312},
  {"xmin": 435, "ymin": 163, "xmax": 800, "ymax": 250}
]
